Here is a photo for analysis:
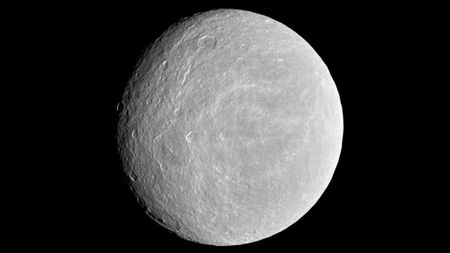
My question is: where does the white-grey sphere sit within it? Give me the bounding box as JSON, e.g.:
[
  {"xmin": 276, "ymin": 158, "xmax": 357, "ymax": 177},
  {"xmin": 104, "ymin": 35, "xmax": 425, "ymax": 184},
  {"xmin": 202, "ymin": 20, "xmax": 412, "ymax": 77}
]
[{"xmin": 117, "ymin": 9, "xmax": 343, "ymax": 246}]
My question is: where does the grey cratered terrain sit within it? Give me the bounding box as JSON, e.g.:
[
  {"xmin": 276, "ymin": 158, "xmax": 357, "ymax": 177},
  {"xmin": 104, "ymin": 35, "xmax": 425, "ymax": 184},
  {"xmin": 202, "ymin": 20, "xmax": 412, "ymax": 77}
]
[{"xmin": 117, "ymin": 9, "xmax": 343, "ymax": 246}]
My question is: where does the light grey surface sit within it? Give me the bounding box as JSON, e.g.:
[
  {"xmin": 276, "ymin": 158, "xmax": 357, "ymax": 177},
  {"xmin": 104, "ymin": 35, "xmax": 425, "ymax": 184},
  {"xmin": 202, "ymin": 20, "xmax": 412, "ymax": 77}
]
[{"xmin": 117, "ymin": 9, "xmax": 343, "ymax": 246}]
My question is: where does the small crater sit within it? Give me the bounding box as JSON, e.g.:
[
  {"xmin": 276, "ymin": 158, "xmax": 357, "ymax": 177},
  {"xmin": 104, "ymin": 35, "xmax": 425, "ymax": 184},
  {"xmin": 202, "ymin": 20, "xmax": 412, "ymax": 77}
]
[
  {"xmin": 159, "ymin": 60, "xmax": 168, "ymax": 71},
  {"xmin": 213, "ymin": 166, "xmax": 222, "ymax": 173},
  {"xmin": 197, "ymin": 35, "xmax": 217, "ymax": 49},
  {"xmin": 146, "ymin": 209, "xmax": 166, "ymax": 225},
  {"xmin": 128, "ymin": 172, "xmax": 138, "ymax": 182},
  {"xmin": 173, "ymin": 107, "xmax": 180, "ymax": 115},
  {"xmin": 131, "ymin": 130, "xmax": 137, "ymax": 138},
  {"xmin": 238, "ymin": 43, "xmax": 251, "ymax": 52},
  {"xmin": 185, "ymin": 131, "xmax": 193, "ymax": 143},
  {"xmin": 159, "ymin": 162, "xmax": 166, "ymax": 171},
  {"xmin": 116, "ymin": 102, "xmax": 122, "ymax": 112}
]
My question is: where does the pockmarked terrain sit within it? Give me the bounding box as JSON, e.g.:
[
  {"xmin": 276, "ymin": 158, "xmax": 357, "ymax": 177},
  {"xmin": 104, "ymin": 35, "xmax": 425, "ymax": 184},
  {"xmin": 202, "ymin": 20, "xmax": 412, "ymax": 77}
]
[{"xmin": 117, "ymin": 9, "xmax": 343, "ymax": 246}]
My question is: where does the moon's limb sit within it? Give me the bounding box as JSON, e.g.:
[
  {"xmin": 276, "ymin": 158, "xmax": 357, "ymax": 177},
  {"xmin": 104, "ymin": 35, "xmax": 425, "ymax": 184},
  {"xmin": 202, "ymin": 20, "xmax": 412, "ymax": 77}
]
[{"xmin": 117, "ymin": 9, "xmax": 343, "ymax": 246}]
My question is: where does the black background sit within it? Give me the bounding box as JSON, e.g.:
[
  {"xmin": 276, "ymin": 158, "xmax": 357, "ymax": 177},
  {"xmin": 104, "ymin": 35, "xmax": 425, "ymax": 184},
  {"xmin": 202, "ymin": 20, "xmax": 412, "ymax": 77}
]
[{"xmin": 17, "ymin": 1, "xmax": 434, "ymax": 251}]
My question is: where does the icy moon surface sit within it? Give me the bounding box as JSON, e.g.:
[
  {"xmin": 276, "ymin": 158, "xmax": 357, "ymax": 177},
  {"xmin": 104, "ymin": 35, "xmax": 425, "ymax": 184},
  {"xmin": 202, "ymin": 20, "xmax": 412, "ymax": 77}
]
[{"xmin": 117, "ymin": 9, "xmax": 343, "ymax": 245}]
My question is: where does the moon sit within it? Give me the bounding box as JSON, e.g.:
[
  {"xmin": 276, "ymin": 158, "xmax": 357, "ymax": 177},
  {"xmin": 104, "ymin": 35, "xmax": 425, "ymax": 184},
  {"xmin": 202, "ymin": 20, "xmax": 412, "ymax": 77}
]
[{"xmin": 117, "ymin": 9, "xmax": 343, "ymax": 246}]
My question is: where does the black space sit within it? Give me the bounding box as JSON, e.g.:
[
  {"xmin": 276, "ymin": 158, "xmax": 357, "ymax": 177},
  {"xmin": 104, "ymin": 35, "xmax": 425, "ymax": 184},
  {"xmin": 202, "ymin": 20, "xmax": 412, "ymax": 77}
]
[{"xmin": 25, "ymin": 2, "xmax": 428, "ymax": 251}]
